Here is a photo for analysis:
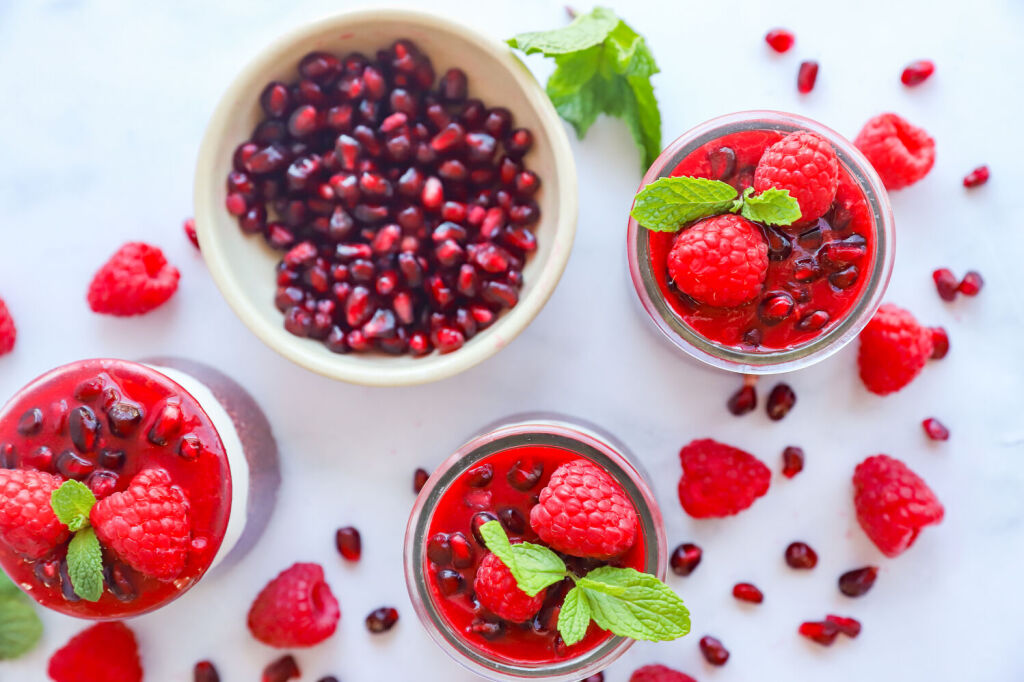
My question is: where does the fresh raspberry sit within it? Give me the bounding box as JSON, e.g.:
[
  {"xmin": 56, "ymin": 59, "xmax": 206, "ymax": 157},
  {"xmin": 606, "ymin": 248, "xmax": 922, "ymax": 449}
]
[
  {"xmin": 0, "ymin": 297, "xmax": 15, "ymax": 355},
  {"xmin": 247, "ymin": 562, "xmax": 340, "ymax": 647},
  {"xmin": 87, "ymin": 242, "xmax": 180, "ymax": 316},
  {"xmin": 857, "ymin": 303, "xmax": 934, "ymax": 395},
  {"xmin": 630, "ymin": 664, "xmax": 697, "ymax": 682},
  {"xmin": 667, "ymin": 214, "xmax": 768, "ymax": 307},
  {"xmin": 90, "ymin": 468, "xmax": 190, "ymax": 581},
  {"xmin": 473, "ymin": 552, "xmax": 546, "ymax": 623},
  {"xmin": 529, "ymin": 459, "xmax": 638, "ymax": 559},
  {"xmin": 753, "ymin": 131, "xmax": 839, "ymax": 223},
  {"xmin": 47, "ymin": 622, "xmax": 143, "ymax": 682},
  {"xmin": 854, "ymin": 113, "xmax": 935, "ymax": 190},
  {"xmin": 853, "ymin": 454, "xmax": 944, "ymax": 557},
  {"xmin": 0, "ymin": 469, "xmax": 69, "ymax": 559},
  {"xmin": 677, "ymin": 439, "xmax": 770, "ymax": 518}
]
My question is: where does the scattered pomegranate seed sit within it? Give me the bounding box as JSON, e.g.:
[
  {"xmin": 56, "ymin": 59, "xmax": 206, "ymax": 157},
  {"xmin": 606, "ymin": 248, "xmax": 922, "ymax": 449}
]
[
  {"xmin": 930, "ymin": 327, "xmax": 950, "ymax": 359},
  {"xmin": 799, "ymin": 620, "xmax": 840, "ymax": 646},
  {"xmin": 765, "ymin": 28, "xmax": 795, "ymax": 53},
  {"xmin": 413, "ymin": 467, "xmax": 429, "ymax": 493},
  {"xmin": 727, "ymin": 376, "xmax": 757, "ymax": 416},
  {"xmin": 580, "ymin": 674, "xmax": 604, "ymax": 682},
  {"xmin": 699, "ymin": 635, "xmax": 730, "ymax": 665},
  {"xmin": 565, "ymin": 5, "xmax": 578, "ymax": 19},
  {"xmin": 194, "ymin": 660, "xmax": 220, "ymax": 682},
  {"xmin": 797, "ymin": 60, "xmax": 819, "ymax": 93},
  {"xmin": 838, "ymin": 566, "xmax": 878, "ymax": 597},
  {"xmin": 335, "ymin": 526, "xmax": 362, "ymax": 561},
  {"xmin": 262, "ymin": 654, "xmax": 300, "ymax": 682},
  {"xmin": 932, "ymin": 268, "xmax": 959, "ymax": 301},
  {"xmin": 826, "ymin": 614, "xmax": 862, "ymax": 638},
  {"xmin": 781, "ymin": 446, "xmax": 805, "ymax": 478},
  {"xmin": 732, "ymin": 582, "xmax": 764, "ymax": 604},
  {"xmin": 900, "ymin": 59, "xmax": 935, "ymax": 86},
  {"xmin": 670, "ymin": 542, "xmax": 702, "ymax": 576},
  {"xmin": 785, "ymin": 541, "xmax": 818, "ymax": 569},
  {"xmin": 766, "ymin": 383, "xmax": 796, "ymax": 420},
  {"xmin": 184, "ymin": 218, "xmax": 200, "ymax": 250},
  {"xmin": 365, "ymin": 606, "xmax": 400, "ymax": 633},
  {"xmin": 922, "ymin": 417, "xmax": 950, "ymax": 441},
  {"xmin": 958, "ymin": 270, "xmax": 984, "ymax": 296},
  {"xmin": 963, "ymin": 165, "xmax": 990, "ymax": 188}
]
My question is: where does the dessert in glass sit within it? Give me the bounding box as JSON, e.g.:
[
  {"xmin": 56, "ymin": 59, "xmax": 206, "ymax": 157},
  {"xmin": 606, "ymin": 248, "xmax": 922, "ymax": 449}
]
[{"xmin": 0, "ymin": 358, "xmax": 280, "ymax": 619}]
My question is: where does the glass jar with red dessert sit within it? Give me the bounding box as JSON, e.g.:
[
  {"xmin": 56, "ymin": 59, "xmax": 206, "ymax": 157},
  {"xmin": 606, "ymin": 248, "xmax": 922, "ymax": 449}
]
[
  {"xmin": 405, "ymin": 415, "xmax": 678, "ymax": 681},
  {"xmin": 0, "ymin": 358, "xmax": 280, "ymax": 619},
  {"xmin": 627, "ymin": 110, "xmax": 895, "ymax": 373}
]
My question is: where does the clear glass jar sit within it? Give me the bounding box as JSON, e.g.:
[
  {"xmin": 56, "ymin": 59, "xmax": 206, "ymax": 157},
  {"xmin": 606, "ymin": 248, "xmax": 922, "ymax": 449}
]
[
  {"xmin": 404, "ymin": 414, "xmax": 666, "ymax": 681},
  {"xmin": 626, "ymin": 110, "xmax": 895, "ymax": 374}
]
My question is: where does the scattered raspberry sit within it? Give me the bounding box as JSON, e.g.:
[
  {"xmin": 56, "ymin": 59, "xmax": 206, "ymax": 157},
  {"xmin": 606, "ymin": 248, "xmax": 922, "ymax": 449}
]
[
  {"xmin": 667, "ymin": 214, "xmax": 768, "ymax": 307},
  {"xmin": 87, "ymin": 242, "xmax": 180, "ymax": 316},
  {"xmin": 857, "ymin": 303, "xmax": 934, "ymax": 395},
  {"xmin": 248, "ymin": 562, "xmax": 340, "ymax": 647},
  {"xmin": 630, "ymin": 664, "xmax": 697, "ymax": 682},
  {"xmin": 963, "ymin": 165, "xmax": 989, "ymax": 188},
  {"xmin": 677, "ymin": 439, "xmax": 770, "ymax": 518},
  {"xmin": 764, "ymin": 29, "xmax": 795, "ymax": 53},
  {"xmin": 47, "ymin": 622, "xmax": 143, "ymax": 682},
  {"xmin": 529, "ymin": 459, "xmax": 638, "ymax": 559},
  {"xmin": 854, "ymin": 113, "xmax": 935, "ymax": 190},
  {"xmin": 90, "ymin": 468, "xmax": 190, "ymax": 581},
  {"xmin": 958, "ymin": 270, "xmax": 984, "ymax": 296},
  {"xmin": 473, "ymin": 552, "xmax": 546, "ymax": 623},
  {"xmin": 0, "ymin": 297, "xmax": 15, "ymax": 356},
  {"xmin": 0, "ymin": 469, "xmax": 69, "ymax": 559},
  {"xmin": 754, "ymin": 131, "xmax": 839, "ymax": 224},
  {"xmin": 853, "ymin": 454, "xmax": 944, "ymax": 557},
  {"xmin": 184, "ymin": 218, "xmax": 200, "ymax": 249},
  {"xmin": 901, "ymin": 59, "xmax": 935, "ymax": 86}
]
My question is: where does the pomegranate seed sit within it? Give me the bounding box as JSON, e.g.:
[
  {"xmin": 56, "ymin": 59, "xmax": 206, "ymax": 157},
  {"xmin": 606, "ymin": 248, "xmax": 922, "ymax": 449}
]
[
  {"xmin": 298, "ymin": 51, "xmax": 341, "ymax": 83},
  {"xmin": 932, "ymin": 268, "xmax": 958, "ymax": 301},
  {"xmin": 799, "ymin": 620, "xmax": 840, "ymax": 646},
  {"xmin": 262, "ymin": 654, "xmax": 300, "ymax": 682},
  {"xmin": 24, "ymin": 446, "xmax": 54, "ymax": 472},
  {"xmin": 901, "ymin": 59, "xmax": 935, "ymax": 86},
  {"xmin": 466, "ymin": 463, "xmax": 494, "ymax": 487},
  {"xmin": 507, "ymin": 459, "xmax": 543, "ymax": 490},
  {"xmin": 838, "ymin": 566, "xmax": 878, "ymax": 597},
  {"xmin": 194, "ymin": 660, "xmax": 221, "ymax": 682},
  {"xmin": 505, "ymin": 128, "xmax": 533, "ymax": 157},
  {"xmin": 766, "ymin": 383, "xmax": 796, "ymax": 421},
  {"xmin": 366, "ymin": 606, "xmax": 400, "ymax": 633},
  {"xmin": 781, "ymin": 446, "xmax": 805, "ymax": 478},
  {"xmin": 922, "ymin": 417, "xmax": 950, "ymax": 441},
  {"xmin": 287, "ymin": 104, "xmax": 319, "ymax": 137},
  {"xmin": 727, "ymin": 376, "xmax": 757, "ymax": 416},
  {"xmin": 759, "ymin": 292, "xmax": 795, "ymax": 324},
  {"xmin": 826, "ymin": 614, "xmax": 862, "ymax": 638},
  {"xmin": 449, "ymin": 532, "xmax": 474, "ymax": 568},
  {"xmin": 963, "ymin": 165, "xmax": 989, "ymax": 188},
  {"xmin": 68, "ymin": 406, "xmax": 99, "ymax": 453},
  {"xmin": 958, "ymin": 270, "xmax": 984, "ymax": 296},
  {"xmin": 17, "ymin": 408, "xmax": 43, "ymax": 436},
  {"xmin": 435, "ymin": 327, "xmax": 465, "ymax": 354},
  {"xmin": 732, "ymin": 582, "xmax": 764, "ymax": 604},
  {"xmin": 437, "ymin": 569, "xmax": 464, "ymax": 596},
  {"xmin": 56, "ymin": 450, "xmax": 95, "ymax": 480},
  {"xmin": 930, "ymin": 327, "xmax": 950, "ymax": 359},
  {"xmin": 784, "ymin": 541, "xmax": 818, "ymax": 569},
  {"xmin": 413, "ymin": 467, "xmax": 430, "ymax": 493},
  {"xmin": 765, "ymin": 28, "xmax": 795, "ymax": 53},
  {"xmin": 699, "ymin": 635, "xmax": 729, "ymax": 665},
  {"xmin": 225, "ymin": 192, "xmax": 247, "ymax": 216},
  {"xmin": 580, "ymin": 675, "xmax": 604, "ymax": 682},
  {"xmin": 439, "ymin": 68, "xmax": 468, "ymax": 102},
  {"xmin": 797, "ymin": 60, "xmax": 819, "ymax": 93},
  {"xmin": 335, "ymin": 526, "xmax": 362, "ymax": 561},
  {"xmin": 670, "ymin": 542, "xmax": 702, "ymax": 576},
  {"xmin": 184, "ymin": 218, "xmax": 199, "ymax": 249}
]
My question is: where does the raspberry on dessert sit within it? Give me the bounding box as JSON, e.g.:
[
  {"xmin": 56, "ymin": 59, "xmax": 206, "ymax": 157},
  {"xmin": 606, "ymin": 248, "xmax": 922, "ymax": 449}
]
[
  {"xmin": 48, "ymin": 622, "xmax": 143, "ymax": 682},
  {"xmin": 90, "ymin": 468, "xmax": 191, "ymax": 581},
  {"xmin": 473, "ymin": 551, "xmax": 546, "ymax": 623},
  {"xmin": 0, "ymin": 469, "xmax": 70, "ymax": 559},
  {"xmin": 854, "ymin": 113, "xmax": 935, "ymax": 190},
  {"xmin": 857, "ymin": 303, "xmax": 934, "ymax": 395},
  {"xmin": 87, "ymin": 242, "xmax": 180, "ymax": 316},
  {"xmin": 677, "ymin": 439, "xmax": 770, "ymax": 518},
  {"xmin": 667, "ymin": 214, "xmax": 768, "ymax": 307},
  {"xmin": 529, "ymin": 459, "xmax": 638, "ymax": 559},
  {"xmin": 853, "ymin": 454, "xmax": 944, "ymax": 557},
  {"xmin": 0, "ymin": 297, "xmax": 15, "ymax": 356},
  {"xmin": 248, "ymin": 562, "xmax": 340, "ymax": 647},
  {"xmin": 630, "ymin": 664, "xmax": 697, "ymax": 682},
  {"xmin": 753, "ymin": 131, "xmax": 839, "ymax": 224}
]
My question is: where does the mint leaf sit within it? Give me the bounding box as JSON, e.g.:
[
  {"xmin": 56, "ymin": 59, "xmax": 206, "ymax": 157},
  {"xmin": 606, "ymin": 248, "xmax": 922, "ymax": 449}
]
[
  {"xmin": 631, "ymin": 176, "xmax": 738, "ymax": 231},
  {"xmin": 67, "ymin": 527, "xmax": 104, "ymax": 602},
  {"xmin": 556, "ymin": 585, "xmax": 591, "ymax": 646},
  {"xmin": 577, "ymin": 566, "xmax": 690, "ymax": 642},
  {"xmin": 740, "ymin": 187, "xmax": 802, "ymax": 226},
  {"xmin": 0, "ymin": 594, "xmax": 43, "ymax": 660},
  {"xmin": 507, "ymin": 7, "xmax": 618, "ymax": 55},
  {"xmin": 0, "ymin": 573, "xmax": 20, "ymax": 599},
  {"xmin": 478, "ymin": 521, "xmax": 566, "ymax": 597},
  {"xmin": 50, "ymin": 479, "xmax": 96, "ymax": 532}
]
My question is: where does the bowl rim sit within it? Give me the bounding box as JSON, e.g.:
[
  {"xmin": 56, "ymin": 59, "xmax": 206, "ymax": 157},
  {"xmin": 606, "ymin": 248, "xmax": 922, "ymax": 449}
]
[{"xmin": 194, "ymin": 7, "xmax": 578, "ymax": 386}]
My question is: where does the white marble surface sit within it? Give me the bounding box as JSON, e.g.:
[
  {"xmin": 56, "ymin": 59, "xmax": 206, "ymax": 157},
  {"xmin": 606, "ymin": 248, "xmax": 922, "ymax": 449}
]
[{"xmin": 2, "ymin": 0, "xmax": 1023, "ymax": 680}]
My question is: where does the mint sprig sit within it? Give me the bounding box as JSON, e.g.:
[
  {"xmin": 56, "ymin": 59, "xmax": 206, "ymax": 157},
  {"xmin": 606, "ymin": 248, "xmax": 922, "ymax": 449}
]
[
  {"xmin": 508, "ymin": 7, "xmax": 662, "ymax": 168},
  {"xmin": 630, "ymin": 176, "xmax": 802, "ymax": 231},
  {"xmin": 50, "ymin": 480, "xmax": 103, "ymax": 602},
  {"xmin": 0, "ymin": 575, "xmax": 43, "ymax": 660},
  {"xmin": 479, "ymin": 521, "xmax": 690, "ymax": 645}
]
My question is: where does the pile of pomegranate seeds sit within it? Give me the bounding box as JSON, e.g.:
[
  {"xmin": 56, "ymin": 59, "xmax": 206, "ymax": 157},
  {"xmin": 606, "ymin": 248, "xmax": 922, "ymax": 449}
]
[
  {"xmin": 963, "ymin": 164, "xmax": 990, "ymax": 188},
  {"xmin": 900, "ymin": 59, "xmax": 935, "ymax": 86},
  {"xmin": 226, "ymin": 41, "xmax": 542, "ymax": 356},
  {"xmin": 838, "ymin": 565, "xmax": 878, "ymax": 597},
  {"xmin": 797, "ymin": 60, "xmax": 819, "ymax": 93},
  {"xmin": 922, "ymin": 417, "xmax": 950, "ymax": 441}
]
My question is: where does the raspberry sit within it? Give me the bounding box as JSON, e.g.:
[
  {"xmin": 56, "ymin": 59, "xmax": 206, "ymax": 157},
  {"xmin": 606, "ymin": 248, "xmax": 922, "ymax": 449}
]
[
  {"xmin": 854, "ymin": 113, "xmax": 935, "ymax": 190},
  {"xmin": 0, "ymin": 469, "xmax": 69, "ymax": 559},
  {"xmin": 87, "ymin": 242, "xmax": 180, "ymax": 316},
  {"xmin": 667, "ymin": 214, "xmax": 768, "ymax": 307},
  {"xmin": 247, "ymin": 562, "xmax": 340, "ymax": 647},
  {"xmin": 90, "ymin": 468, "xmax": 190, "ymax": 581},
  {"xmin": 529, "ymin": 459, "xmax": 638, "ymax": 559},
  {"xmin": 853, "ymin": 454, "xmax": 944, "ymax": 557},
  {"xmin": 47, "ymin": 622, "xmax": 143, "ymax": 682},
  {"xmin": 857, "ymin": 303, "xmax": 934, "ymax": 395},
  {"xmin": 630, "ymin": 664, "xmax": 697, "ymax": 682},
  {"xmin": 0, "ymin": 297, "xmax": 15, "ymax": 355},
  {"xmin": 753, "ymin": 131, "xmax": 839, "ymax": 224},
  {"xmin": 677, "ymin": 439, "xmax": 770, "ymax": 518},
  {"xmin": 473, "ymin": 551, "xmax": 546, "ymax": 623}
]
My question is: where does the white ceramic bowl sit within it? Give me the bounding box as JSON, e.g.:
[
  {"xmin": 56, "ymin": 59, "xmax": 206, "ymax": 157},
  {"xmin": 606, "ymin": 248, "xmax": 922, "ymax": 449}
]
[{"xmin": 194, "ymin": 8, "xmax": 577, "ymax": 386}]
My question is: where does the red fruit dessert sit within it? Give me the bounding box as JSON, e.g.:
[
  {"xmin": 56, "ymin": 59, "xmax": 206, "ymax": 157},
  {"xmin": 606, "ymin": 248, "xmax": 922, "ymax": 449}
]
[
  {"xmin": 858, "ymin": 303, "xmax": 934, "ymax": 395},
  {"xmin": 0, "ymin": 358, "xmax": 279, "ymax": 618},
  {"xmin": 677, "ymin": 438, "xmax": 770, "ymax": 518},
  {"xmin": 87, "ymin": 243, "xmax": 181, "ymax": 316},
  {"xmin": 221, "ymin": 40, "xmax": 542, "ymax": 357},
  {"xmin": 0, "ymin": 297, "xmax": 15, "ymax": 356},
  {"xmin": 48, "ymin": 621, "xmax": 143, "ymax": 682},
  {"xmin": 248, "ymin": 562, "xmax": 340, "ymax": 647},
  {"xmin": 853, "ymin": 454, "xmax": 944, "ymax": 557},
  {"xmin": 405, "ymin": 418, "xmax": 664, "ymax": 680},
  {"xmin": 854, "ymin": 113, "xmax": 935, "ymax": 190},
  {"xmin": 629, "ymin": 112, "xmax": 893, "ymax": 372}
]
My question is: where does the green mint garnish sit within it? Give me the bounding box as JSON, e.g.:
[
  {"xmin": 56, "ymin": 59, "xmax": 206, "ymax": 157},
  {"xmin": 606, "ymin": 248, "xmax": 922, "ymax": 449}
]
[
  {"xmin": 51, "ymin": 479, "xmax": 97, "ymax": 532},
  {"xmin": 0, "ymin": 575, "xmax": 43, "ymax": 660},
  {"xmin": 508, "ymin": 7, "xmax": 662, "ymax": 168},
  {"xmin": 479, "ymin": 521, "xmax": 690, "ymax": 644},
  {"xmin": 630, "ymin": 176, "xmax": 802, "ymax": 231},
  {"xmin": 50, "ymin": 480, "xmax": 103, "ymax": 601}
]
